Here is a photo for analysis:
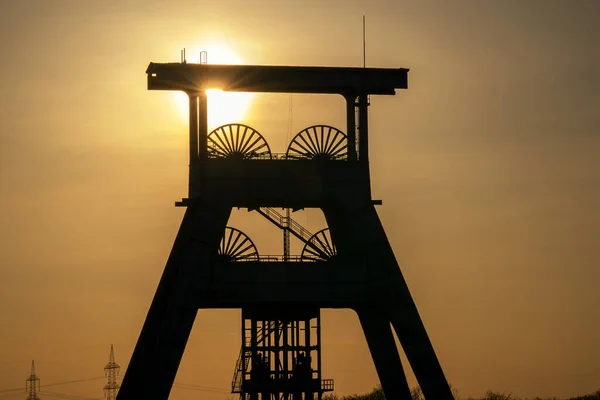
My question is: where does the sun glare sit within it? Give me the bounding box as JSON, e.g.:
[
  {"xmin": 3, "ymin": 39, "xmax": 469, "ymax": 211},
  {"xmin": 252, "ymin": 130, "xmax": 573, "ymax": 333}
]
[{"xmin": 171, "ymin": 45, "xmax": 253, "ymax": 129}]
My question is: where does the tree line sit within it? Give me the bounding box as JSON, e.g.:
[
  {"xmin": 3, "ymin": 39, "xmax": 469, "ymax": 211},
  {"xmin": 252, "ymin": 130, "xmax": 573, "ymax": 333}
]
[{"xmin": 323, "ymin": 385, "xmax": 600, "ymax": 400}]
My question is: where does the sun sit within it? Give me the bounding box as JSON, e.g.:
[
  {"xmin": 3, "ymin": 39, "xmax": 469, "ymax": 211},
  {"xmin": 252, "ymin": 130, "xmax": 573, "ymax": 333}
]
[{"xmin": 170, "ymin": 45, "xmax": 253, "ymax": 129}]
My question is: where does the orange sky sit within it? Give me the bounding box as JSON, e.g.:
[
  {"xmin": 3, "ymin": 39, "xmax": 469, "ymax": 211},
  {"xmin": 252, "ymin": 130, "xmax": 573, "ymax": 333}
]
[{"xmin": 1, "ymin": 1, "xmax": 599, "ymax": 399}]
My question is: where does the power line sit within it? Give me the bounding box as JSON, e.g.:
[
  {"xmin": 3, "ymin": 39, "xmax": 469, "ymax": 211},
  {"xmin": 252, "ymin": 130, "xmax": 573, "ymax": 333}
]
[
  {"xmin": 0, "ymin": 377, "xmax": 105, "ymax": 395},
  {"xmin": 172, "ymin": 382, "xmax": 230, "ymax": 393},
  {"xmin": 2, "ymin": 378, "xmax": 230, "ymax": 396},
  {"xmin": 43, "ymin": 377, "xmax": 106, "ymax": 388},
  {"xmin": 1, "ymin": 365, "xmax": 230, "ymax": 397},
  {"xmin": 0, "ymin": 387, "xmax": 23, "ymax": 395},
  {"xmin": 39, "ymin": 390, "xmax": 102, "ymax": 400}
]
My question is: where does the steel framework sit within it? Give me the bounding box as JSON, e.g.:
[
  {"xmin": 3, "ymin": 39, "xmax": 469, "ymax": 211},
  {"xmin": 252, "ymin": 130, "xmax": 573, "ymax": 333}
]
[
  {"xmin": 116, "ymin": 61, "xmax": 454, "ymax": 400},
  {"xmin": 104, "ymin": 345, "xmax": 120, "ymax": 400},
  {"xmin": 25, "ymin": 361, "xmax": 41, "ymax": 400},
  {"xmin": 225, "ymin": 206, "xmax": 336, "ymax": 400},
  {"xmin": 232, "ymin": 308, "xmax": 333, "ymax": 400}
]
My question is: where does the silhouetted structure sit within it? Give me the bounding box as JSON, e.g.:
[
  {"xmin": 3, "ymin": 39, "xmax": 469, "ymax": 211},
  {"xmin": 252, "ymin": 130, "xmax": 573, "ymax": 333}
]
[
  {"xmin": 231, "ymin": 309, "xmax": 333, "ymax": 400},
  {"xmin": 25, "ymin": 361, "xmax": 40, "ymax": 400},
  {"xmin": 229, "ymin": 204, "xmax": 334, "ymax": 399},
  {"xmin": 117, "ymin": 60, "xmax": 454, "ymax": 400},
  {"xmin": 103, "ymin": 345, "xmax": 120, "ymax": 400}
]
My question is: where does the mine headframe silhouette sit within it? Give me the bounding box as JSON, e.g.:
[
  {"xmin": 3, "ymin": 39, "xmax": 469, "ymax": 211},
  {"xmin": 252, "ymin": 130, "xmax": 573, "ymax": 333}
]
[{"xmin": 116, "ymin": 61, "xmax": 454, "ymax": 400}]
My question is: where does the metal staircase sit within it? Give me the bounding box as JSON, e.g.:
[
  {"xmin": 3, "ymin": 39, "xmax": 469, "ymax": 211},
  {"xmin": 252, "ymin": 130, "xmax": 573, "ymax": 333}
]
[
  {"xmin": 232, "ymin": 347, "xmax": 252, "ymax": 394},
  {"xmin": 232, "ymin": 321, "xmax": 279, "ymax": 395},
  {"xmin": 256, "ymin": 207, "xmax": 336, "ymax": 261},
  {"xmin": 256, "ymin": 207, "xmax": 314, "ymax": 243}
]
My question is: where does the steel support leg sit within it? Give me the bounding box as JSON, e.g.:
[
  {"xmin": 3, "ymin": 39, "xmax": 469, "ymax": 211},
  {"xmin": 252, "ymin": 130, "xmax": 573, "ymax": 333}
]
[
  {"xmin": 388, "ymin": 286, "xmax": 454, "ymax": 400},
  {"xmin": 323, "ymin": 202, "xmax": 454, "ymax": 400},
  {"xmin": 357, "ymin": 309, "xmax": 412, "ymax": 400},
  {"xmin": 117, "ymin": 202, "xmax": 231, "ymax": 399}
]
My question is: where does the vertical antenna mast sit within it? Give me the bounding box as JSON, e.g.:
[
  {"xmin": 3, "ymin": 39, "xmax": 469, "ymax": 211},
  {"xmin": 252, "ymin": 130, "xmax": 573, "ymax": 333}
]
[
  {"xmin": 362, "ymin": 16, "xmax": 371, "ymax": 106},
  {"xmin": 362, "ymin": 15, "xmax": 366, "ymax": 68}
]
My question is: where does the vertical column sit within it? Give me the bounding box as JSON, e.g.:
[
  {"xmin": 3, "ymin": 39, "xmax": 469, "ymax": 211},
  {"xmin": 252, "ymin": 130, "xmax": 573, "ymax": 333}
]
[
  {"xmin": 305, "ymin": 318, "xmax": 312, "ymax": 400},
  {"xmin": 188, "ymin": 93, "xmax": 199, "ymax": 191},
  {"xmin": 242, "ymin": 311, "xmax": 249, "ymax": 388},
  {"xmin": 250, "ymin": 318, "xmax": 258, "ymax": 400},
  {"xmin": 345, "ymin": 95, "xmax": 357, "ymax": 161},
  {"xmin": 198, "ymin": 92, "xmax": 209, "ymax": 159},
  {"xmin": 316, "ymin": 312, "xmax": 322, "ymax": 400},
  {"xmin": 283, "ymin": 321, "xmax": 289, "ymax": 382},
  {"xmin": 274, "ymin": 321, "xmax": 280, "ymax": 389},
  {"xmin": 284, "ymin": 209, "xmax": 290, "ymax": 262},
  {"xmin": 358, "ymin": 94, "xmax": 369, "ymax": 163},
  {"xmin": 263, "ymin": 320, "xmax": 271, "ymax": 400},
  {"xmin": 294, "ymin": 321, "xmax": 301, "ymax": 400}
]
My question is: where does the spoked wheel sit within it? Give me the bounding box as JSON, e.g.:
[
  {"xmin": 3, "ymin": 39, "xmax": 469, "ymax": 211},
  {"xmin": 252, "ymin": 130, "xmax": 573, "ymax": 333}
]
[
  {"xmin": 286, "ymin": 125, "xmax": 347, "ymax": 160},
  {"xmin": 217, "ymin": 227, "xmax": 259, "ymax": 262},
  {"xmin": 208, "ymin": 123, "xmax": 272, "ymax": 159},
  {"xmin": 301, "ymin": 228, "xmax": 337, "ymax": 261}
]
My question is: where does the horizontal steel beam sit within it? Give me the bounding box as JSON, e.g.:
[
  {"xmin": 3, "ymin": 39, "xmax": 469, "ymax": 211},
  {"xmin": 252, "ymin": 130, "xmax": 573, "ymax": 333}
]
[
  {"xmin": 187, "ymin": 159, "xmax": 372, "ymax": 207},
  {"xmin": 146, "ymin": 63, "xmax": 408, "ymax": 94},
  {"xmin": 198, "ymin": 261, "xmax": 380, "ymax": 309}
]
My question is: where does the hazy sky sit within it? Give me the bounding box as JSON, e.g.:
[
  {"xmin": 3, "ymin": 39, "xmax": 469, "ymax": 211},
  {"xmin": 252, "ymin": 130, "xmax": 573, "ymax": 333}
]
[{"xmin": 1, "ymin": 1, "xmax": 599, "ymax": 399}]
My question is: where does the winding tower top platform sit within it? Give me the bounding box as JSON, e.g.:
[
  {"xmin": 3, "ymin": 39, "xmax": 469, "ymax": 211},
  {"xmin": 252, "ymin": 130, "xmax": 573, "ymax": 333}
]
[
  {"xmin": 146, "ymin": 62, "xmax": 408, "ymax": 94},
  {"xmin": 146, "ymin": 63, "xmax": 409, "ymax": 207}
]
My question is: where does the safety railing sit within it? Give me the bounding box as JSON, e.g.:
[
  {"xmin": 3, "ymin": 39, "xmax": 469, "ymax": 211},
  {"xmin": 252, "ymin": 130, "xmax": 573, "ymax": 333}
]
[
  {"xmin": 287, "ymin": 217, "xmax": 313, "ymax": 243},
  {"xmin": 256, "ymin": 207, "xmax": 285, "ymax": 228},
  {"xmin": 233, "ymin": 255, "xmax": 315, "ymax": 262},
  {"xmin": 206, "ymin": 148, "xmax": 347, "ymax": 161}
]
